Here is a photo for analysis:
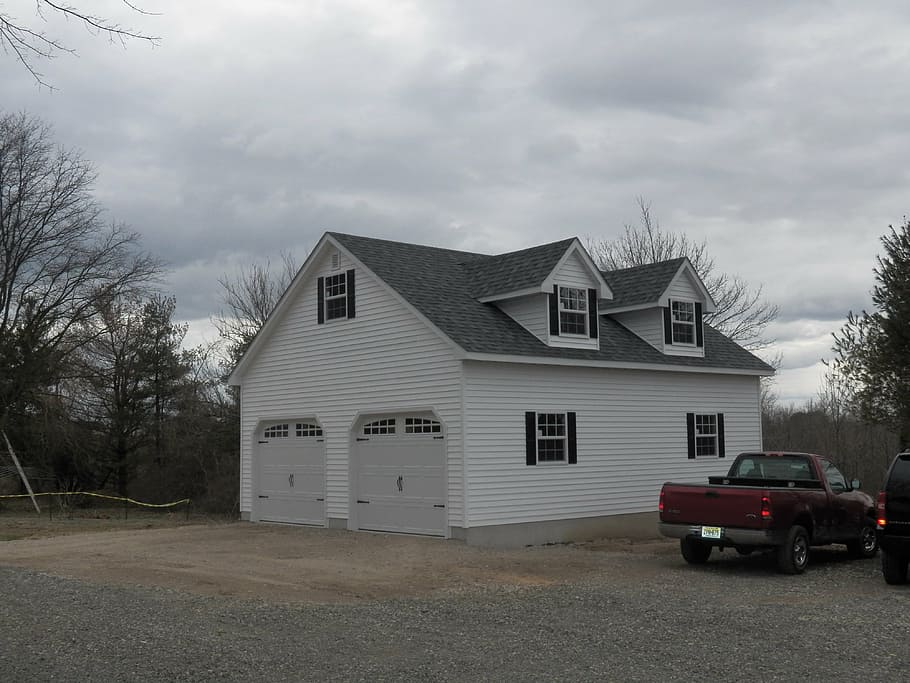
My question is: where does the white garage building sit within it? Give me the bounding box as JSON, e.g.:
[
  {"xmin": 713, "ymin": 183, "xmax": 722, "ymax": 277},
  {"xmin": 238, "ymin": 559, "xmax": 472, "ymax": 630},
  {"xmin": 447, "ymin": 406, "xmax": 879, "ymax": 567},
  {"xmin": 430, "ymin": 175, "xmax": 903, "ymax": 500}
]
[{"xmin": 228, "ymin": 232, "xmax": 772, "ymax": 546}]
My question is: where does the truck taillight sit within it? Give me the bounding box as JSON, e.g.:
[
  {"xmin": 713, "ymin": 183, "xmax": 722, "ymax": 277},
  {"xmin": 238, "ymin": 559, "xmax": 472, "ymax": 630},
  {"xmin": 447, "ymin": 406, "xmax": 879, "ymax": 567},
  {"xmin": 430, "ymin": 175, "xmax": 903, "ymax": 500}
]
[
  {"xmin": 877, "ymin": 492, "xmax": 887, "ymax": 528},
  {"xmin": 760, "ymin": 496, "xmax": 772, "ymax": 520},
  {"xmin": 658, "ymin": 489, "xmax": 664, "ymax": 514}
]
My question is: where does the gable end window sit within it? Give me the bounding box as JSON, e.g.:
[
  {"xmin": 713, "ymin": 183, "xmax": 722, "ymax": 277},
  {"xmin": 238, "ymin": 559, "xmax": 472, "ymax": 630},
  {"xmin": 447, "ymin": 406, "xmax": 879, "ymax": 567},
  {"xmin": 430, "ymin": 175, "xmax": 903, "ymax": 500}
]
[
  {"xmin": 664, "ymin": 299, "xmax": 704, "ymax": 348},
  {"xmin": 686, "ymin": 413, "xmax": 725, "ymax": 459},
  {"xmin": 525, "ymin": 411, "xmax": 577, "ymax": 465},
  {"xmin": 317, "ymin": 269, "xmax": 356, "ymax": 324}
]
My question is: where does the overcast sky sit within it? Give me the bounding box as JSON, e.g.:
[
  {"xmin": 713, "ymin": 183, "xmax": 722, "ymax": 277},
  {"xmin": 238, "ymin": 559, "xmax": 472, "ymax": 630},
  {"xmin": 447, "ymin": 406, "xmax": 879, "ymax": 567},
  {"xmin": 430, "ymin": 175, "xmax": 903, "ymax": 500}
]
[{"xmin": 4, "ymin": 0, "xmax": 908, "ymax": 404}]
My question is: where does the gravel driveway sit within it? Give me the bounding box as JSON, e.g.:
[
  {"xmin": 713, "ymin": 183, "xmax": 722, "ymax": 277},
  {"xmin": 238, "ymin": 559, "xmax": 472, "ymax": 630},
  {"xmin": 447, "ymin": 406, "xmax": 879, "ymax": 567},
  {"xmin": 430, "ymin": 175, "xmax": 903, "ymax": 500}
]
[{"xmin": 1, "ymin": 525, "xmax": 908, "ymax": 681}]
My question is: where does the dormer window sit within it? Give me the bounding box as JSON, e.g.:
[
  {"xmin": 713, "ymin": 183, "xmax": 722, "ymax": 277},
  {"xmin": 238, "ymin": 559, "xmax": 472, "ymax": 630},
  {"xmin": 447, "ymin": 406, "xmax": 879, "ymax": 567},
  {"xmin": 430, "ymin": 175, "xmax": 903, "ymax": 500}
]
[
  {"xmin": 670, "ymin": 300, "xmax": 695, "ymax": 345},
  {"xmin": 558, "ymin": 287, "xmax": 588, "ymax": 335}
]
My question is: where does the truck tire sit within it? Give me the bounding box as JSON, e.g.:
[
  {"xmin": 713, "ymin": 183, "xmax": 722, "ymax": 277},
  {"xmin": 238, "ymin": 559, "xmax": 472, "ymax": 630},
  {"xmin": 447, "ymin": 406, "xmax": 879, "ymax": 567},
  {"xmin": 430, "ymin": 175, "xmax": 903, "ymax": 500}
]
[
  {"xmin": 882, "ymin": 551, "xmax": 909, "ymax": 585},
  {"xmin": 680, "ymin": 538, "xmax": 712, "ymax": 564},
  {"xmin": 846, "ymin": 520, "xmax": 878, "ymax": 559},
  {"xmin": 777, "ymin": 525, "xmax": 810, "ymax": 574}
]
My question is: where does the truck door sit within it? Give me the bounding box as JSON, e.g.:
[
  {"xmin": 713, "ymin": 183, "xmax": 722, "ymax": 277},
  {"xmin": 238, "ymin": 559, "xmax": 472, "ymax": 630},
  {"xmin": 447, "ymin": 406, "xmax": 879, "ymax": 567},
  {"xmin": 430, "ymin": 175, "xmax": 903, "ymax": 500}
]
[{"xmin": 821, "ymin": 460, "xmax": 855, "ymax": 541}]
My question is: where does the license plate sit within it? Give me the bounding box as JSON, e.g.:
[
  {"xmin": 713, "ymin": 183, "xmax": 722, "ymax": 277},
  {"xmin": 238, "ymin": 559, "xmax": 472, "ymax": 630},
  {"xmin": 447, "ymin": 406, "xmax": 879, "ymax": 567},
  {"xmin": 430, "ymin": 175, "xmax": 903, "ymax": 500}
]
[{"xmin": 701, "ymin": 526, "xmax": 722, "ymax": 539}]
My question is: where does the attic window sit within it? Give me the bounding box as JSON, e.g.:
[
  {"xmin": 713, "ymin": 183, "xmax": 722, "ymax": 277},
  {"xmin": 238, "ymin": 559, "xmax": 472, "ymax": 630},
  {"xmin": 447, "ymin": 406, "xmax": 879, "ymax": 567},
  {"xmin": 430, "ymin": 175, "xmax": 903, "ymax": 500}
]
[
  {"xmin": 324, "ymin": 274, "xmax": 347, "ymax": 320},
  {"xmin": 671, "ymin": 300, "xmax": 695, "ymax": 345},
  {"xmin": 558, "ymin": 287, "xmax": 588, "ymax": 335},
  {"xmin": 331, "ymin": 252, "xmax": 341, "ymax": 270}
]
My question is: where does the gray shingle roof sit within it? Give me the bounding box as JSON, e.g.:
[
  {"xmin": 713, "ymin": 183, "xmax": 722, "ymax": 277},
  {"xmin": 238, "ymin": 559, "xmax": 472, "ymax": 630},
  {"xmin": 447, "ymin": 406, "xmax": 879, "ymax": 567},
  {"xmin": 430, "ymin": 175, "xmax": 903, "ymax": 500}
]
[
  {"xmin": 462, "ymin": 238, "xmax": 577, "ymax": 298},
  {"xmin": 601, "ymin": 258, "xmax": 686, "ymax": 309},
  {"xmin": 329, "ymin": 232, "xmax": 773, "ymax": 374}
]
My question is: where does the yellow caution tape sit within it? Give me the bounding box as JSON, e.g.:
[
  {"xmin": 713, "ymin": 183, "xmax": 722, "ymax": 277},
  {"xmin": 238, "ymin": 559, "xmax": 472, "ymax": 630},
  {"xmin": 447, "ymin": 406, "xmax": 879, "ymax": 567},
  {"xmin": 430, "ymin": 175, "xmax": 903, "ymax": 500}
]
[{"xmin": 0, "ymin": 491, "xmax": 190, "ymax": 508}]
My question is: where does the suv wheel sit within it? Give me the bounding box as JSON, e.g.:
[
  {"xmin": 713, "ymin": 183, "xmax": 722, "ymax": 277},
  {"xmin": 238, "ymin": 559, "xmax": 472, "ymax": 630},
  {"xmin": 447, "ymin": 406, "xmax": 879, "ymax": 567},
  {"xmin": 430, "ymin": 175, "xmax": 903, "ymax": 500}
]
[{"xmin": 882, "ymin": 551, "xmax": 909, "ymax": 585}]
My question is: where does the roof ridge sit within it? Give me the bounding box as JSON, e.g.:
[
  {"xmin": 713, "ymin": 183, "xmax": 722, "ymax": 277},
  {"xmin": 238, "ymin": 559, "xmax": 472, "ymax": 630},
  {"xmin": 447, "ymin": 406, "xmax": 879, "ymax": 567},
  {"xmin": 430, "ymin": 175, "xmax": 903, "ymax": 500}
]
[
  {"xmin": 327, "ymin": 232, "xmax": 485, "ymax": 259},
  {"xmin": 601, "ymin": 256, "xmax": 687, "ymax": 276}
]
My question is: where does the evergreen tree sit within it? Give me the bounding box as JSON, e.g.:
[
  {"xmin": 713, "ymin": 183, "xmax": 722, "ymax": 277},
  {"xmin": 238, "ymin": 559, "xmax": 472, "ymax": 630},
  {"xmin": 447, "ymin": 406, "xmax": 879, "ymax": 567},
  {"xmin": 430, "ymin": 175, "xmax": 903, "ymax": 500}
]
[{"xmin": 833, "ymin": 219, "xmax": 910, "ymax": 447}]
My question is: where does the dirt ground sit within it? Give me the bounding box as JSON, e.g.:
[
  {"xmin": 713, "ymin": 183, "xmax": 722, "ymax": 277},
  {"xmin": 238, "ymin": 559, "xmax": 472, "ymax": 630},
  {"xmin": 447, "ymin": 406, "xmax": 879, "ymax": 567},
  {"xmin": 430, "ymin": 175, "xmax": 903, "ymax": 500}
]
[{"xmin": 0, "ymin": 513, "xmax": 676, "ymax": 604}]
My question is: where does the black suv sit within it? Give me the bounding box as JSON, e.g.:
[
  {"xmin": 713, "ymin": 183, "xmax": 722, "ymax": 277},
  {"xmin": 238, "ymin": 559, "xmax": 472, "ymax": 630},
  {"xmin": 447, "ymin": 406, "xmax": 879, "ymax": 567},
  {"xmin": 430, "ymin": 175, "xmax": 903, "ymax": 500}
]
[{"xmin": 877, "ymin": 452, "xmax": 910, "ymax": 584}]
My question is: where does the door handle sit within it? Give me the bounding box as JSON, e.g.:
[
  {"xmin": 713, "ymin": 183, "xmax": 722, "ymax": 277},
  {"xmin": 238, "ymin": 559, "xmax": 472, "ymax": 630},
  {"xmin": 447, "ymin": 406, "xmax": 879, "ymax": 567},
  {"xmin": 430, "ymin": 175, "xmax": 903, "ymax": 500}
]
[{"xmin": 397, "ymin": 475, "xmax": 403, "ymax": 492}]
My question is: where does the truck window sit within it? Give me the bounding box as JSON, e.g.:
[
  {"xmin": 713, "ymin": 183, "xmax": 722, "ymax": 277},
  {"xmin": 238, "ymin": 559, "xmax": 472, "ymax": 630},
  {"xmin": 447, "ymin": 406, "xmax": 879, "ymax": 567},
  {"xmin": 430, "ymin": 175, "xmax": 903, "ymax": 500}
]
[
  {"xmin": 822, "ymin": 461, "xmax": 848, "ymax": 492},
  {"xmin": 730, "ymin": 455, "xmax": 814, "ymax": 480}
]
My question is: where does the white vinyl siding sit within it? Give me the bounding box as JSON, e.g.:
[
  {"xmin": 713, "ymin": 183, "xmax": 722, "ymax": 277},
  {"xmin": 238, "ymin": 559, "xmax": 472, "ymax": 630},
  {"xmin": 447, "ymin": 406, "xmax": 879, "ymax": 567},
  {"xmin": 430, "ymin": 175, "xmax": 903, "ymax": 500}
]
[
  {"xmin": 462, "ymin": 361, "xmax": 761, "ymax": 527},
  {"xmin": 667, "ymin": 270, "xmax": 700, "ymax": 301},
  {"xmin": 612, "ymin": 309, "xmax": 664, "ymax": 350},
  {"xmin": 239, "ymin": 247, "xmax": 463, "ymax": 526},
  {"xmin": 548, "ymin": 250, "xmax": 599, "ymax": 351},
  {"xmin": 497, "ymin": 294, "xmax": 548, "ymax": 343}
]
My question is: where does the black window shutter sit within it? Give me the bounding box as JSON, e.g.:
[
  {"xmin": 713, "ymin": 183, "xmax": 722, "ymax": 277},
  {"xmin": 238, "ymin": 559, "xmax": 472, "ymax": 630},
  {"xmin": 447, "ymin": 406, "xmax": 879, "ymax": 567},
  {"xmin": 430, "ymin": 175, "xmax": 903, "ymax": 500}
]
[
  {"xmin": 346, "ymin": 269, "xmax": 356, "ymax": 319},
  {"xmin": 549, "ymin": 285, "xmax": 559, "ymax": 336},
  {"xmin": 317, "ymin": 276, "xmax": 325, "ymax": 325},
  {"xmin": 525, "ymin": 412, "xmax": 537, "ymax": 466},
  {"xmin": 695, "ymin": 302, "xmax": 703, "ymax": 347},
  {"xmin": 686, "ymin": 412, "xmax": 696, "ymax": 459},
  {"xmin": 717, "ymin": 413, "xmax": 725, "ymax": 458},
  {"xmin": 567, "ymin": 412, "xmax": 577, "ymax": 464},
  {"xmin": 587, "ymin": 288, "xmax": 598, "ymax": 339},
  {"xmin": 663, "ymin": 304, "xmax": 673, "ymax": 345}
]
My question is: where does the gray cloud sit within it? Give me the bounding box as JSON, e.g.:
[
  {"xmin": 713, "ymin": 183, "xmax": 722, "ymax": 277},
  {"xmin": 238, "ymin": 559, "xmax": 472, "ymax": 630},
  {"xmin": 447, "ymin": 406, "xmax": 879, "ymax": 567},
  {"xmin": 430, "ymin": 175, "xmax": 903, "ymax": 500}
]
[{"xmin": 3, "ymin": 1, "xmax": 909, "ymax": 399}]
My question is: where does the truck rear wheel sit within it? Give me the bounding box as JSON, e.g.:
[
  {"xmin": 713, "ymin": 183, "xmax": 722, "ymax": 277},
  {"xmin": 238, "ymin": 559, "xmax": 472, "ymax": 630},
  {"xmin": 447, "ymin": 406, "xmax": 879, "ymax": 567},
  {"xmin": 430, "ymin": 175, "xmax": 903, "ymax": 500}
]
[
  {"xmin": 882, "ymin": 551, "xmax": 909, "ymax": 585},
  {"xmin": 680, "ymin": 538, "xmax": 712, "ymax": 564},
  {"xmin": 777, "ymin": 525, "xmax": 810, "ymax": 574}
]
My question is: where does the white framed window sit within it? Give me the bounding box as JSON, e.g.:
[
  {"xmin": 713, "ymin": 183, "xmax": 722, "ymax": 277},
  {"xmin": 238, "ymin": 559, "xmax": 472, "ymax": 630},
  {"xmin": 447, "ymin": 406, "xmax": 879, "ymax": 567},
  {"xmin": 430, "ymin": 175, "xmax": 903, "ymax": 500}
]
[
  {"xmin": 671, "ymin": 300, "xmax": 695, "ymax": 345},
  {"xmin": 363, "ymin": 418, "xmax": 396, "ymax": 435},
  {"xmin": 558, "ymin": 287, "xmax": 588, "ymax": 336},
  {"xmin": 324, "ymin": 273, "xmax": 347, "ymax": 320},
  {"xmin": 536, "ymin": 412, "xmax": 567, "ymax": 463},
  {"xmin": 694, "ymin": 414, "xmax": 718, "ymax": 457},
  {"xmin": 296, "ymin": 423, "xmax": 323, "ymax": 437},
  {"xmin": 404, "ymin": 417, "xmax": 441, "ymax": 434},
  {"xmin": 263, "ymin": 423, "xmax": 289, "ymax": 438}
]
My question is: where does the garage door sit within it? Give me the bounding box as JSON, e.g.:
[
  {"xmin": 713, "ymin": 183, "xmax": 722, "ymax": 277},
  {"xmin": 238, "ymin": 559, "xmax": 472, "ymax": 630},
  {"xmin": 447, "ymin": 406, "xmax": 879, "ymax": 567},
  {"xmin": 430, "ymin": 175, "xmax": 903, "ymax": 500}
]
[
  {"xmin": 353, "ymin": 416, "xmax": 446, "ymax": 536},
  {"xmin": 256, "ymin": 421, "xmax": 325, "ymax": 525}
]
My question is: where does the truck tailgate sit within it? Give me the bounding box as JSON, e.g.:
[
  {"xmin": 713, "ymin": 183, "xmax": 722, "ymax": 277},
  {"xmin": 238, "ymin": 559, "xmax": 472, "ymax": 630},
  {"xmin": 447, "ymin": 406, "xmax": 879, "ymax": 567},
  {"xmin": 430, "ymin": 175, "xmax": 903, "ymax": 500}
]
[{"xmin": 662, "ymin": 484, "xmax": 766, "ymax": 528}]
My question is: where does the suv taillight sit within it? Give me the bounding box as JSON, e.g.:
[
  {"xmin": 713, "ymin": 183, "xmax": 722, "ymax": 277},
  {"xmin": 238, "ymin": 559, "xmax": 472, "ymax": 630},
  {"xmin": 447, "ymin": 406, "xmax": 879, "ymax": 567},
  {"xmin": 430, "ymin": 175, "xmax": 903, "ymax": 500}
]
[
  {"xmin": 658, "ymin": 489, "xmax": 665, "ymax": 514},
  {"xmin": 877, "ymin": 491, "xmax": 887, "ymax": 528},
  {"xmin": 760, "ymin": 495, "xmax": 772, "ymax": 520}
]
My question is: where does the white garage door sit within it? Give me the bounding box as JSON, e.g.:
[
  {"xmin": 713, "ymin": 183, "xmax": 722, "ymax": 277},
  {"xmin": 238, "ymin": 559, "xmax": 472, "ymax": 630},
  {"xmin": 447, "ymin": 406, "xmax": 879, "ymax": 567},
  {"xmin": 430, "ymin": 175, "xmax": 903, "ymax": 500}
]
[
  {"xmin": 256, "ymin": 421, "xmax": 325, "ymax": 525},
  {"xmin": 353, "ymin": 416, "xmax": 446, "ymax": 536}
]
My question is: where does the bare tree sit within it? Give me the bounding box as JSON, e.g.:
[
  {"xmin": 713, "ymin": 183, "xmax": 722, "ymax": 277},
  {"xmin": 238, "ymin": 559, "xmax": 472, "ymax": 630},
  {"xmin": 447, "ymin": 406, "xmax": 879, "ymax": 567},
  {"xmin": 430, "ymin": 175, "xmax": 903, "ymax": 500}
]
[
  {"xmin": 0, "ymin": 1, "xmax": 160, "ymax": 86},
  {"xmin": 0, "ymin": 111, "xmax": 161, "ymax": 426},
  {"xmin": 213, "ymin": 252, "xmax": 298, "ymax": 366},
  {"xmin": 588, "ymin": 197, "xmax": 779, "ymax": 350}
]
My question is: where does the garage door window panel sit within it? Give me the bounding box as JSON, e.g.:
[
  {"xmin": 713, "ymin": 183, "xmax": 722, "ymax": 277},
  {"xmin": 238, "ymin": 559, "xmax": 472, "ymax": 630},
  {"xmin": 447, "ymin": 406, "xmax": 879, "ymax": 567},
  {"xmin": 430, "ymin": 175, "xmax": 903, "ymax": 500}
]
[
  {"xmin": 263, "ymin": 424, "xmax": 289, "ymax": 438},
  {"xmin": 405, "ymin": 417, "xmax": 441, "ymax": 434},
  {"xmin": 296, "ymin": 423, "xmax": 323, "ymax": 437},
  {"xmin": 364, "ymin": 418, "xmax": 396, "ymax": 435}
]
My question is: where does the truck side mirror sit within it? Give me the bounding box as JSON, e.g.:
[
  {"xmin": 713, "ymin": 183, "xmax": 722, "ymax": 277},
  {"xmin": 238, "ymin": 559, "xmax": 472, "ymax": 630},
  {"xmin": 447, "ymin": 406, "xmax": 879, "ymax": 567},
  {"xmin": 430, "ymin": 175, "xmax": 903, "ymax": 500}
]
[{"xmin": 850, "ymin": 478, "xmax": 861, "ymax": 491}]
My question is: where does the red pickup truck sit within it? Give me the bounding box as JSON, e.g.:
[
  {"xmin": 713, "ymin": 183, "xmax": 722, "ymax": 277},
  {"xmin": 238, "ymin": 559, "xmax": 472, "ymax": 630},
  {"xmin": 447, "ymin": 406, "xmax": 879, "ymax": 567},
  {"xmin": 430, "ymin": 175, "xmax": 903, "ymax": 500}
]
[{"xmin": 659, "ymin": 452, "xmax": 878, "ymax": 574}]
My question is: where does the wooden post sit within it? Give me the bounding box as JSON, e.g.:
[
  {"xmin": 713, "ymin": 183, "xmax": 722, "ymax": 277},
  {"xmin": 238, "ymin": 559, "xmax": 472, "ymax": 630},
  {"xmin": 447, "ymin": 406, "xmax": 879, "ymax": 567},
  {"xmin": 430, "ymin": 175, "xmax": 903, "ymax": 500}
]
[{"xmin": 2, "ymin": 431, "xmax": 40, "ymax": 514}]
